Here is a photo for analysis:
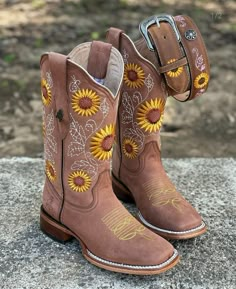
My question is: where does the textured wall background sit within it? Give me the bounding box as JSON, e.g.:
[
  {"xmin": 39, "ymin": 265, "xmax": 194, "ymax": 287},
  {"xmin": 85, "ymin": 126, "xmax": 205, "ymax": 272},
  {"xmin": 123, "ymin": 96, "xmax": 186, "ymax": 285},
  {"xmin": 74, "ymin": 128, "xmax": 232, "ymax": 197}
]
[{"xmin": 0, "ymin": 0, "xmax": 235, "ymax": 157}]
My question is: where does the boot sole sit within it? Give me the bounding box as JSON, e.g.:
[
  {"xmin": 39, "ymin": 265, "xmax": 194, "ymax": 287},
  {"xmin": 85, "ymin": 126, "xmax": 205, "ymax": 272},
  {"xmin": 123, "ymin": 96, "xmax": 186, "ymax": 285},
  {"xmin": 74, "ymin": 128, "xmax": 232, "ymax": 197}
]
[
  {"xmin": 40, "ymin": 206, "xmax": 180, "ymax": 275},
  {"xmin": 112, "ymin": 174, "xmax": 207, "ymax": 240}
]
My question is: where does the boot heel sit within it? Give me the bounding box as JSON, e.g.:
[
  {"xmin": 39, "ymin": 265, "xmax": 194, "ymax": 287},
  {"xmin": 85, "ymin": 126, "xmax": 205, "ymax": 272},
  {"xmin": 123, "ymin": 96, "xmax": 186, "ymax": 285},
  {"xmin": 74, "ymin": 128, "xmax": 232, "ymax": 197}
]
[
  {"xmin": 112, "ymin": 174, "xmax": 135, "ymax": 203},
  {"xmin": 40, "ymin": 206, "xmax": 73, "ymax": 243}
]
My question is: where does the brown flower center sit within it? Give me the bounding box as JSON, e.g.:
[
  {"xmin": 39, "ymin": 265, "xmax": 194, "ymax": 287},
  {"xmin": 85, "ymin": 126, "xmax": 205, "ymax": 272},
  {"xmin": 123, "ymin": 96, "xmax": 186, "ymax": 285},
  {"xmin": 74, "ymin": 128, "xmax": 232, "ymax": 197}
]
[
  {"xmin": 125, "ymin": 143, "xmax": 133, "ymax": 154},
  {"xmin": 198, "ymin": 77, "xmax": 205, "ymax": 85},
  {"xmin": 171, "ymin": 68, "xmax": 178, "ymax": 73},
  {"xmin": 127, "ymin": 70, "xmax": 138, "ymax": 81},
  {"xmin": 102, "ymin": 135, "xmax": 114, "ymax": 151},
  {"xmin": 146, "ymin": 109, "xmax": 161, "ymax": 124},
  {"xmin": 79, "ymin": 96, "xmax": 93, "ymax": 109},
  {"xmin": 74, "ymin": 176, "xmax": 85, "ymax": 186},
  {"xmin": 42, "ymin": 86, "xmax": 48, "ymax": 99}
]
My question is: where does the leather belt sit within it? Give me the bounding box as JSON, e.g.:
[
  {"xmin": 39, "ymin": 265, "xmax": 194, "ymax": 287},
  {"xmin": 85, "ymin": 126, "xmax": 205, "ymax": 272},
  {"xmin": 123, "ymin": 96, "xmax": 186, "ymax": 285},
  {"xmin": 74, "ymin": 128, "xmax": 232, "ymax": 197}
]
[{"xmin": 137, "ymin": 14, "xmax": 210, "ymax": 101}]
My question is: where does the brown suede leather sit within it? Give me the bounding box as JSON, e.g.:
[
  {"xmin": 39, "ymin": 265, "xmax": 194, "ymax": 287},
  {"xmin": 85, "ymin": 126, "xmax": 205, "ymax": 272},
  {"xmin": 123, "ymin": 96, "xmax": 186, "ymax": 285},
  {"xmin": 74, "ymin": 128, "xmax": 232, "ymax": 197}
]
[
  {"xmin": 87, "ymin": 41, "xmax": 112, "ymax": 79},
  {"xmin": 107, "ymin": 15, "xmax": 209, "ymax": 239},
  {"xmin": 40, "ymin": 41, "xmax": 179, "ymax": 273}
]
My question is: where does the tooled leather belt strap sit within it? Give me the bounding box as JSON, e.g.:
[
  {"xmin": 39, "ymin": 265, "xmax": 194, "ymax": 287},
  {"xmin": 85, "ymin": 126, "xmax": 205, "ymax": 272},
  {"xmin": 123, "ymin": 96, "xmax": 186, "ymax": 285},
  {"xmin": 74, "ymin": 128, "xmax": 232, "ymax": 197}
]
[{"xmin": 136, "ymin": 15, "xmax": 210, "ymax": 101}]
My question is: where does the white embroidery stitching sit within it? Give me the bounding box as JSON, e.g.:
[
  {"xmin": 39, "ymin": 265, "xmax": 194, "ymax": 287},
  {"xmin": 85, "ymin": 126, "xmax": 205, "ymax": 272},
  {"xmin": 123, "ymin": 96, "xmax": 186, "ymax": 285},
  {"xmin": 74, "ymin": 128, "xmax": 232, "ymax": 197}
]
[
  {"xmin": 122, "ymin": 49, "xmax": 129, "ymax": 64},
  {"xmin": 46, "ymin": 71, "xmax": 53, "ymax": 88},
  {"xmin": 68, "ymin": 114, "xmax": 86, "ymax": 157},
  {"xmin": 174, "ymin": 16, "xmax": 186, "ymax": 27},
  {"xmin": 69, "ymin": 75, "xmax": 81, "ymax": 93},
  {"xmin": 124, "ymin": 123, "xmax": 145, "ymax": 150},
  {"xmin": 71, "ymin": 154, "xmax": 98, "ymax": 180},
  {"xmin": 144, "ymin": 74, "xmax": 154, "ymax": 92},
  {"xmin": 192, "ymin": 48, "xmax": 206, "ymax": 72},
  {"xmin": 195, "ymin": 88, "xmax": 205, "ymax": 98},
  {"xmin": 100, "ymin": 98, "xmax": 109, "ymax": 117},
  {"xmin": 121, "ymin": 92, "xmax": 135, "ymax": 124},
  {"xmin": 43, "ymin": 108, "xmax": 57, "ymax": 163}
]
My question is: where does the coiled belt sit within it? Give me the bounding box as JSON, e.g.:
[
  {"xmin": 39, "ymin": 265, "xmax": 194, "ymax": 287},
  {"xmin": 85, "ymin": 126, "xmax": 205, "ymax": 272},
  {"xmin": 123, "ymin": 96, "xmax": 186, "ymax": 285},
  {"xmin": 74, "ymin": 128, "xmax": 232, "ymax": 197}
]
[{"xmin": 108, "ymin": 14, "xmax": 210, "ymax": 101}]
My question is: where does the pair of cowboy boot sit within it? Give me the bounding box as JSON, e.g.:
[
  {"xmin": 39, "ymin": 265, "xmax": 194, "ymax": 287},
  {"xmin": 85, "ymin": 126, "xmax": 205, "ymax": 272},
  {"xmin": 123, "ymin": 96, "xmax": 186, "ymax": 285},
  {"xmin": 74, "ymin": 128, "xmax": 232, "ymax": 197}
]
[{"xmin": 40, "ymin": 14, "xmax": 210, "ymax": 275}]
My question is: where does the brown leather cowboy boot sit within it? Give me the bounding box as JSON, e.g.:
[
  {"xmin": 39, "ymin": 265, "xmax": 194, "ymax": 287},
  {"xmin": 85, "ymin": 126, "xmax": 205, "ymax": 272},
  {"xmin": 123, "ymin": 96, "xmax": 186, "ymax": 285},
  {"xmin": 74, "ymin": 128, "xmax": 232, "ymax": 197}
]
[
  {"xmin": 107, "ymin": 15, "xmax": 210, "ymax": 239},
  {"xmin": 39, "ymin": 41, "xmax": 179, "ymax": 274}
]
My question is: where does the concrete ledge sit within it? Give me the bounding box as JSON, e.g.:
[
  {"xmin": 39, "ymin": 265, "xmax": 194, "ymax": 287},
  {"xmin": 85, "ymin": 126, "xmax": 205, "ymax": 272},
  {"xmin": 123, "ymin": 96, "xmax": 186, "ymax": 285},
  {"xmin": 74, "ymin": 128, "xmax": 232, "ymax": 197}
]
[{"xmin": 0, "ymin": 157, "xmax": 235, "ymax": 289}]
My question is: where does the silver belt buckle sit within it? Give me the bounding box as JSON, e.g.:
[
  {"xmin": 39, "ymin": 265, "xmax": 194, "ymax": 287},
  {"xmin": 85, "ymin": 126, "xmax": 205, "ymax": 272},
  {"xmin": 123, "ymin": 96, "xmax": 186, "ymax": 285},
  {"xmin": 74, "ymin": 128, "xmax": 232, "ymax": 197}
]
[{"xmin": 139, "ymin": 14, "xmax": 181, "ymax": 51}]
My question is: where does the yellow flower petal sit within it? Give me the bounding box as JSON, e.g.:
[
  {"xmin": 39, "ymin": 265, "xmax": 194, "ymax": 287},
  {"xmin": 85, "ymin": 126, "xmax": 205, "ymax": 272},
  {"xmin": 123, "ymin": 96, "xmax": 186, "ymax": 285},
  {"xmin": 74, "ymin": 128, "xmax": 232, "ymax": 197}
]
[
  {"xmin": 41, "ymin": 78, "xmax": 52, "ymax": 106},
  {"xmin": 166, "ymin": 58, "xmax": 184, "ymax": 78},
  {"xmin": 137, "ymin": 98, "xmax": 165, "ymax": 133},
  {"xmin": 71, "ymin": 89, "xmax": 100, "ymax": 117},
  {"xmin": 68, "ymin": 170, "xmax": 91, "ymax": 192},
  {"xmin": 124, "ymin": 63, "xmax": 145, "ymax": 88},
  {"xmin": 122, "ymin": 138, "xmax": 139, "ymax": 159},
  {"xmin": 194, "ymin": 72, "xmax": 209, "ymax": 89},
  {"xmin": 90, "ymin": 124, "xmax": 115, "ymax": 160},
  {"xmin": 45, "ymin": 160, "xmax": 56, "ymax": 182}
]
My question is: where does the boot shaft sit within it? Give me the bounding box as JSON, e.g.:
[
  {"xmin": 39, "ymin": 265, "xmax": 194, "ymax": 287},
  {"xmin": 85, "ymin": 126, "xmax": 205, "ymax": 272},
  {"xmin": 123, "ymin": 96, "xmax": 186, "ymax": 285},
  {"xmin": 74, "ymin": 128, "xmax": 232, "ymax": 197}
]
[
  {"xmin": 106, "ymin": 15, "xmax": 210, "ymax": 176},
  {"xmin": 107, "ymin": 29, "xmax": 167, "ymax": 177},
  {"xmin": 41, "ymin": 41, "xmax": 124, "ymax": 220}
]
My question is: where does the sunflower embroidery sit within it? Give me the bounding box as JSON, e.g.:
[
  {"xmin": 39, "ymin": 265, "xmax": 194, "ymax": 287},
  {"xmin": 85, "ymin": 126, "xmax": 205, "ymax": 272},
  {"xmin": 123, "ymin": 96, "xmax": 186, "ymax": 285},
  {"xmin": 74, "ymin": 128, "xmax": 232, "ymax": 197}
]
[
  {"xmin": 166, "ymin": 59, "xmax": 183, "ymax": 78},
  {"xmin": 41, "ymin": 78, "xmax": 52, "ymax": 106},
  {"xmin": 194, "ymin": 72, "xmax": 209, "ymax": 89},
  {"xmin": 42, "ymin": 121, "xmax": 46, "ymax": 138},
  {"xmin": 90, "ymin": 124, "xmax": 115, "ymax": 160},
  {"xmin": 45, "ymin": 160, "xmax": 56, "ymax": 182},
  {"xmin": 122, "ymin": 138, "xmax": 139, "ymax": 159},
  {"xmin": 137, "ymin": 98, "xmax": 165, "ymax": 133},
  {"xmin": 68, "ymin": 170, "xmax": 91, "ymax": 193},
  {"xmin": 71, "ymin": 89, "xmax": 100, "ymax": 116},
  {"xmin": 124, "ymin": 63, "xmax": 145, "ymax": 89}
]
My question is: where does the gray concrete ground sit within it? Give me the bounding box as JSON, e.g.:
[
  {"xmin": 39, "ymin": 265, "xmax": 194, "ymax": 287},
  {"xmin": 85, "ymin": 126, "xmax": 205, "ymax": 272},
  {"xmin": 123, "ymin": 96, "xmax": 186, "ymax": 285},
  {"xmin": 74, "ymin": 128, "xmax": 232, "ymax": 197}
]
[{"xmin": 0, "ymin": 157, "xmax": 235, "ymax": 289}]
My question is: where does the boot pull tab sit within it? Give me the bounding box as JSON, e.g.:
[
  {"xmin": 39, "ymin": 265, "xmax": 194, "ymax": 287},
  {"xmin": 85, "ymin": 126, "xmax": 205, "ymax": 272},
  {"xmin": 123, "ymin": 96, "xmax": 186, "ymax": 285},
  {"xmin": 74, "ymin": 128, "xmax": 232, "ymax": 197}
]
[
  {"xmin": 49, "ymin": 52, "xmax": 70, "ymax": 139},
  {"xmin": 106, "ymin": 27, "xmax": 124, "ymax": 51},
  {"xmin": 87, "ymin": 41, "xmax": 112, "ymax": 84}
]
